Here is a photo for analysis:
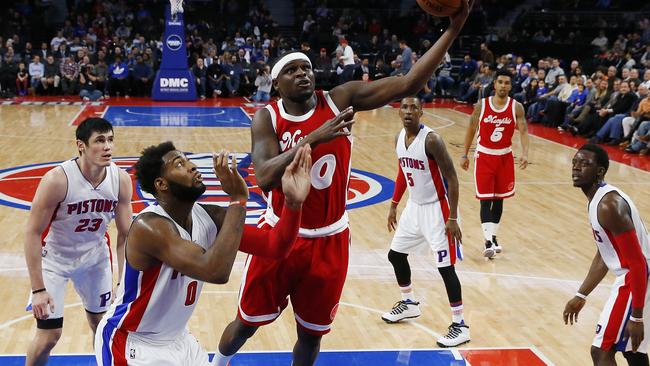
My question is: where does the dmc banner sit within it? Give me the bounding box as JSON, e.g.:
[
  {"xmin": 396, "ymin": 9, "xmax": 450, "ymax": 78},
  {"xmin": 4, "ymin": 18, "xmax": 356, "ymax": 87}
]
[{"xmin": 152, "ymin": 6, "xmax": 196, "ymax": 101}]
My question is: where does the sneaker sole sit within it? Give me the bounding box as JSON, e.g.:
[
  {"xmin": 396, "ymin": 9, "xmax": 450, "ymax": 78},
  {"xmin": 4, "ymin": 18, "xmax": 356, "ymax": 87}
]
[
  {"xmin": 483, "ymin": 248, "xmax": 495, "ymax": 259},
  {"xmin": 381, "ymin": 314, "xmax": 421, "ymax": 324},
  {"xmin": 436, "ymin": 339, "xmax": 470, "ymax": 348},
  {"xmin": 494, "ymin": 247, "xmax": 502, "ymax": 253}
]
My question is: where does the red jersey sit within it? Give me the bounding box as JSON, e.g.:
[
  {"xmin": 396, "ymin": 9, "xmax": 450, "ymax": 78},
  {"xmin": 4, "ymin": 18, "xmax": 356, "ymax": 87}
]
[
  {"xmin": 476, "ymin": 96, "xmax": 516, "ymax": 155},
  {"xmin": 261, "ymin": 90, "xmax": 352, "ymax": 237}
]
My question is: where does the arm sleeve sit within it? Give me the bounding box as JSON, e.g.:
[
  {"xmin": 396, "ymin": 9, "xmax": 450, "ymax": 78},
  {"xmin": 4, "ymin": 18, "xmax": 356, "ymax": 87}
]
[
  {"xmin": 238, "ymin": 205, "xmax": 301, "ymax": 259},
  {"xmin": 615, "ymin": 229, "xmax": 648, "ymax": 309},
  {"xmin": 391, "ymin": 162, "xmax": 406, "ymax": 204}
]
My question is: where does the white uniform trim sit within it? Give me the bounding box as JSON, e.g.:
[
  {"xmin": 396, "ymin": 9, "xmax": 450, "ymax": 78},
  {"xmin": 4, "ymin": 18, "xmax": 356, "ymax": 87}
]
[
  {"xmin": 295, "ymin": 313, "xmax": 331, "ymax": 332},
  {"xmin": 263, "ymin": 209, "xmax": 349, "ymax": 238},
  {"xmin": 278, "ymin": 98, "xmax": 316, "ymax": 122},
  {"xmin": 264, "ymin": 105, "xmax": 277, "ymax": 133},
  {"xmin": 475, "ymin": 145, "xmax": 512, "ymax": 155}
]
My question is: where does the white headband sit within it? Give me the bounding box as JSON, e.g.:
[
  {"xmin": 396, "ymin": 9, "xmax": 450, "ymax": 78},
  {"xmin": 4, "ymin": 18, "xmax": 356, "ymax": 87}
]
[{"xmin": 271, "ymin": 52, "xmax": 312, "ymax": 80}]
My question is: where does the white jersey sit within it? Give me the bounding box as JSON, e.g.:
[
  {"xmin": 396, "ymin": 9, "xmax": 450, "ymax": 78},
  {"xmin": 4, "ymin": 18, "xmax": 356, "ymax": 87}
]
[
  {"xmin": 588, "ymin": 184, "xmax": 650, "ymax": 277},
  {"xmin": 99, "ymin": 203, "xmax": 217, "ymax": 344},
  {"xmin": 43, "ymin": 159, "xmax": 120, "ymax": 258},
  {"xmin": 396, "ymin": 125, "xmax": 448, "ymax": 205}
]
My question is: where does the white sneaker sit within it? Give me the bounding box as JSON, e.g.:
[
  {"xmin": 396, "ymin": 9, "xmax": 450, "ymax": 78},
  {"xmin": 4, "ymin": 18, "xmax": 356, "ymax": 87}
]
[
  {"xmin": 492, "ymin": 236, "xmax": 502, "ymax": 253},
  {"xmin": 483, "ymin": 241, "xmax": 495, "ymax": 259},
  {"xmin": 381, "ymin": 300, "xmax": 421, "ymax": 323},
  {"xmin": 436, "ymin": 322, "xmax": 470, "ymax": 347}
]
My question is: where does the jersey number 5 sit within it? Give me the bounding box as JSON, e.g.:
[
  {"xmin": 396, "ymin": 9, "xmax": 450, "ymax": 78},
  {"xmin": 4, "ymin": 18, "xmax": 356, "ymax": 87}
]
[
  {"xmin": 490, "ymin": 126, "xmax": 505, "ymax": 142},
  {"xmin": 75, "ymin": 218, "xmax": 103, "ymax": 232}
]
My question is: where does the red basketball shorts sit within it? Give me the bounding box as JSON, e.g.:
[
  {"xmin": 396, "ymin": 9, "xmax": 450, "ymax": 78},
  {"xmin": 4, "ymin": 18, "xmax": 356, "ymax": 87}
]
[
  {"xmin": 237, "ymin": 228, "xmax": 350, "ymax": 335},
  {"xmin": 474, "ymin": 151, "xmax": 515, "ymax": 200}
]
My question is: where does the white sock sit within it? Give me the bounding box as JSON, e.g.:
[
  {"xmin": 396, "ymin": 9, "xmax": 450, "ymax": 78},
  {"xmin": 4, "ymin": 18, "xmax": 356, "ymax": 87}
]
[
  {"xmin": 400, "ymin": 284, "xmax": 414, "ymax": 302},
  {"xmin": 213, "ymin": 349, "xmax": 234, "ymax": 366},
  {"xmin": 451, "ymin": 303, "xmax": 464, "ymax": 324},
  {"xmin": 481, "ymin": 223, "xmax": 493, "ymax": 241},
  {"xmin": 492, "ymin": 222, "xmax": 500, "ymax": 238}
]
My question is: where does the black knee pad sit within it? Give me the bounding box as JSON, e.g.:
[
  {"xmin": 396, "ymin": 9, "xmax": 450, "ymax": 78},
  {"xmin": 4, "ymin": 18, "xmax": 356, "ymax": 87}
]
[
  {"xmin": 36, "ymin": 317, "xmax": 63, "ymax": 330},
  {"xmin": 623, "ymin": 351, "xmax": 649, "ymax": 366},
  {"xmin": 388, "ymin": 250, "xmax": 411, "ymax": 286},
  {"xmin": 437, "ymin": 265, "xmax": 462, "ymax": 304}
]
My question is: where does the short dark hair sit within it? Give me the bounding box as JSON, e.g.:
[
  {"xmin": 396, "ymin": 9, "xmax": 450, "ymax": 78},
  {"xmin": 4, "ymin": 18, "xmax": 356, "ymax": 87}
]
[
  {"xmin": 578, "ymin": 144, "xmax": 609, "ymax": 174},
  {"xmin": 134, "ymin": 141, "xmax": 177, "ymax": 196},
  {"xmin": 495, "ymin": 68, "xmax": 513, "ymax": 80},
  {"xmin": 76, "ymin": 118, "xmax": 113, "ymax": 146}
]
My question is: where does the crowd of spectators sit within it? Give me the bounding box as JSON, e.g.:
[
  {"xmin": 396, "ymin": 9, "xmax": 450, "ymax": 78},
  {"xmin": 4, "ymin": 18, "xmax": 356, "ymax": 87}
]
[{"xmin": 0, "ymin": 1, "xmax": 649, "ymax": 155}]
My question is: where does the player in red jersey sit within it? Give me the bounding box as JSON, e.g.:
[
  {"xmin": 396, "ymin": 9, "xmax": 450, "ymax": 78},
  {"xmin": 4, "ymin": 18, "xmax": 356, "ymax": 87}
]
[
  {"xmin": 215, "ymin": 2, "xmax": 472, "ymax": 365},
  {"xmin": 460, "ymin": 68, "xmax": 529, "ymax": 259}
]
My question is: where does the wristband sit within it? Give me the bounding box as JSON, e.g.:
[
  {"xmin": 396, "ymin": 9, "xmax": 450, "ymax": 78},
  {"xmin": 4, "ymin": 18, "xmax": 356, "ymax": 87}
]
[
  {"xmin": 629, "ymin": 316, "xmax": 644, "ymax": 323},
  {"xmin": 448, "ymin": 217, "xmax": 458, "ymax": 221},
  {"xmin": 32, "ymin": 288, "xmax": 46, "ymax": 294},
  {"xmin": 390, "ymin": 200, "xmax": 400, "ymax": 205},
  {"xmin": 229, "ymin": 200, "xmax": 247, "ymax": 207},
  {"xmin": 575, "ymin": 292, "xmax": 587, "ymax": 300}
]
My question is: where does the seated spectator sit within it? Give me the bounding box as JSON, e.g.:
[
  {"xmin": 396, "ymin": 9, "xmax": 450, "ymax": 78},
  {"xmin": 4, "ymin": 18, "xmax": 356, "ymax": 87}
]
[
  {"xmin": 94, "ymin": 59, "xmax": 108, "ymax": 95},
  {"xmin": 418, "ymin": 75, "xmax": 437, "ymax": 103},
  {"xmin": 541, "ymin": 76, "xmax": 580, "ymax": 127},
  {"xmin": 455, "ymin": 63, "xmax": 493, "ymax": 104},
  {"xmin": 192, "ymin": 57, "xmax": 207, "ymax": 100},
  {"xmin": 458, "ymin": 55, "xmax": 478, "ymax": 84},
  {"xmin": 528, "ymin": 75, "xmax": 570, "ymax": 123},
  {"xmin": 436, "ymin": 60, "xmax": 454, "ymax": 97},
  {"xmin": 131, "ymin": 55, "xmax": 153, "ymax": 97},
  {"xmin": 619, "ymin": 86, "xmax": 650, "ymax": 146},
  {"xmin": 28, "ymin": 55, "xmax": 44, "ymax": 95},
  {"xmin": 372, "ymin": 58, "xmax": 390, "ymax": 80},
  {"xmin": 107, "ymin": 56, "xmax": 129, "ymax": 97},
  {"xmin": 574, "ymin": 80, "xmax": 635, "ymax": 137},
  {"xmin": 0, "ymin": 57, "xmax": 18, "ymax": 95},
  {"xmin": 623, "ymin": 121, "xmax": 650, "ymax": 155},
  {"xmin": 253, "ymin": 65, "xmax": 272, "ymax": 103},
  {"xmin": 15, "ymin": 62, "xmax": 29, "ymax": 96},
  {"xmin": 79, "ymin": 64, "xmax": 103, "ymax": 101},
  {"xmin": 207, "ymin": 58, "xmax": 224, "ymax": 97},
  {"xmin": 41, "ymin": 55, "xmax": 60, "ymax": 95},
  {"xmin": 60, "ymin": 56, "xmax": 80, "ymax": 95}
]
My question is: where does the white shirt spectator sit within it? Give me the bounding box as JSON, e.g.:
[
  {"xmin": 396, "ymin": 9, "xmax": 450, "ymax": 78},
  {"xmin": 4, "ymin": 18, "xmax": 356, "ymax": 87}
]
[
  {"xmin": 340, "ymin": 44, "xmax": 354, "ymax": 66},
  {"xmin": 50, "ymin": 35, "xmax": 67, "ymax": 52},
  {"xmin": 591, "ymin": 34, "xmax": 608, "ymax": 48},
  {"xmin": 545, "ymin": 66, "xmax": 565, "ymax": 86},
  {"xmin": 29, "ymin": 60, "xmax": 44, "ymax": 79}
]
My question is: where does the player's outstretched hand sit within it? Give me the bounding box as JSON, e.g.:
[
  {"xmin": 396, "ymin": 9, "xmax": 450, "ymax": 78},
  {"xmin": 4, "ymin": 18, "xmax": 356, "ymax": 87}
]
[
  {"xmin": 625, "ymin": 320, "xmax": 644, "ymax": 353},
  {"xmin": 563, "ymin": 296, "xmax": 585, "ymax": 325},
  {"xmin": 387, "ymin": 206, "xmax": 397, "ymax": 232},
  {"xmin": 213, "ymin": 150, "xmax": 249, "ymax": 202},
  {"xmin": 449, "ymin": 0, "xmax": 473, "ymax": 32},
  {"xmin": 32, "ymin": 291, "xmax": 55, "ymax": 320},
  {"xmin": 459, "ymin": 156, "xmax": 470, "ymax": 171},
  {"xmin": 307, "ymin": 106, "xmax": 355, "ymax": 147},
  {"xmin": 445, "ymin": 220, "xmax": 462, "ymax": 243},
  {"xmin": 519, "ymin": 154, "xmax": 529, "ymax": 169},
  {"xmin": 282, "ymin": 144, "xmax": 312, "ymax": 210}
]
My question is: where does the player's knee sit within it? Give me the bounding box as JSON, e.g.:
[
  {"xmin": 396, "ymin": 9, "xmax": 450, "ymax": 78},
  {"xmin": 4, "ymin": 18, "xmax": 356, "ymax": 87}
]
[
  {"xmin": 36, "ymin": 328, "xmax": 62, "ymax": 350},
  {"xmin": 234, "ymin": 318, "xmax": 258, "ymax": 339},
  {"xmin": 388, "ymin": 249, "xmax": 408, "ymax": 266},
  {"xmin": 297, "ymin": 329, "xmax": 322, "ymax": 347},
  {"xmin": 437, "ymin": 265, "xmax": 456, "ymax": 278},
  {"xmin": 623, "ymin": 351, "xmax": 649, "ymax": 366}
]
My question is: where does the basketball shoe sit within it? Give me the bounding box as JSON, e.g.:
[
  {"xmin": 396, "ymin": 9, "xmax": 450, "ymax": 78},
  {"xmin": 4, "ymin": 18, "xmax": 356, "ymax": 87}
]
[
  {"xmin": 436, "ymin": 322, "xmax": 470, "ymax": 347},
  {"xmin": 381, "ymin": 300, "xmax": 421, "ymax": 323},
  {"xmin": 492, "ymin": 236, "xmax": 502, "ymax": 253},
  {"xmin": 482, "ymin": 240, "xmax": 495, "ymax": 259}
]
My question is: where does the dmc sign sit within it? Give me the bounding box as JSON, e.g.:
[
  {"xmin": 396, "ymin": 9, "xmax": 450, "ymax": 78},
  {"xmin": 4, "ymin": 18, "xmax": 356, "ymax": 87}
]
[
  {"xmin": 166, "ymin": 34, "xmax": 182, "ymax": 51},
  {"xmin": 160, "ymin": 78, "xmax": 189, "ymax": 88}
]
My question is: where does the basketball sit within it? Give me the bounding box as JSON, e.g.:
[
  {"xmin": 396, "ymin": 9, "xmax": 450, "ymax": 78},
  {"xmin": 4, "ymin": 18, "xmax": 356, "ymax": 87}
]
[{"xmin": 416, "ymin": 0, "xmax": 462, "ymax": 17}]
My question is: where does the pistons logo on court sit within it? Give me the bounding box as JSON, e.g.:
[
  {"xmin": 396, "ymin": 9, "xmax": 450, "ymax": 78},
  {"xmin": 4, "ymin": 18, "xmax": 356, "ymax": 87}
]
[{"xmin": 0, "ymin": 153, "xmax": 393, "ymax": 224}]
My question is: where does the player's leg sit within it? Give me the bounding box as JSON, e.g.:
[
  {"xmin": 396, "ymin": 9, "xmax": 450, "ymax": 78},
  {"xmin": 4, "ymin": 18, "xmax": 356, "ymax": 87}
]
[
  {"xmin": 73, "ymin": 245, "xmax": 113, "ymax": 338},
  {"xmin": 474, "ymin": 152, "xmax": 497, "ymax": 258},
  {"xmin": 26, "ymin": 258, "xmax": 68, "ymax": 366},
  {"xmin": 214, "ymin": 318, "xmax": 259, "ymax": 366},
  {"xmin": 423, "ymin": 202, "xmax": 469, "ymax": 347},
  {"xmin": 383, "ymin": 201, "xmax": 422, "ymax": 323},
  {"xmin": 293, "ymin": 327, "xmax": 322, "ymax": 366},
  {"xmin": 590, "ymin": 346, "xmax": 616, "ymax": 366},
  {"xmin": 491, "ymin": 153, "xmax": 515, "ymax": 253},
  {"xmin": 214, "ymin": 254, "xmax": 288, "ymax": 366},
  {"xmin": 623, "ymin": 351, "xmax": 650, "ymax": 366},
  {"xmin": 290, "ymin": 230, "xmax": 350, "ymax": 365}
]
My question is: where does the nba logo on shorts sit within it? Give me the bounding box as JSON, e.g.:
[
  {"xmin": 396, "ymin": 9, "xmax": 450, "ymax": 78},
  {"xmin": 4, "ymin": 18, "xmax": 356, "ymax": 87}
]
[
  {"xmin": 0, "ymin": 154, "xmax": 393, "ymax": 221},
  {"xmin": 596, "ymin": 324, "xmax": 602, "ymax": 334},
  {"xmin": 129, "ymin": 348, "xmax": 136, "ymax": 359}
]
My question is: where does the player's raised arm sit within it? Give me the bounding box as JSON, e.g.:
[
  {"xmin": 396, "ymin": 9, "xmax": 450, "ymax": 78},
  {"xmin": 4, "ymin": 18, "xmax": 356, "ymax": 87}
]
[
  {"xmin": 328, "ymin": 0, "xmax": 473, "ymax": 111},
  {"xmin": 425, "ymin": 133, "xmax": 461, "ymax": 242},
  {"xmin": 24, "ymin": 168, "xmax": 67, "ymax": 319}
]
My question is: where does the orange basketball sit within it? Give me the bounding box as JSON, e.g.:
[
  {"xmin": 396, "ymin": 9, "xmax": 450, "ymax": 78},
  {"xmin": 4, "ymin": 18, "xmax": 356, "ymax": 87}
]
[{"xmin": 416, "ymin": 0, "xmax": 462, "ymax": 17}]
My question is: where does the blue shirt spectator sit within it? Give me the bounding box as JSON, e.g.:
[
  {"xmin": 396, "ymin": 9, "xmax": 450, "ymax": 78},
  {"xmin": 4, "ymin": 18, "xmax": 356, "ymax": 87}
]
[
  {"xmin": 459, "ymin": 55, "xmax": 478, "ymax": 81},
  {"xmin": 399, "ymin": 40, "xmax": 412, "ymax": 73},
  {"xmin": 109, "ymin": 59, "xmax": 128, "ymax": 79},
  {"xmin": 567, "ymin": 85, "xmax": 588, "ymax": 106}
]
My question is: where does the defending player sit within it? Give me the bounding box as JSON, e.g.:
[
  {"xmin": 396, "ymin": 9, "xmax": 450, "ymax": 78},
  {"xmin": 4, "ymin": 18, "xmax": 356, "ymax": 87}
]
[
  {"xmin": 95, "ymin": 142, "xmax": 312, "ymax": 365},
  {"xmin": 24, "ymin": 118, "xmax": 133, "ymax": 366},
  {"xmin": 459, "ymin": 68, "xmax": 529, "ymax": 258},
  {"xmin": 382, "ymin": 97, "xmax": 468, "ymax": 347},
  {"xmin": 564, "ymin": 144, "xmax": 650, "ymax": 366},
  {"xmin": 215, "ymin": 2, "xmax": 473, "ymax": 365}
]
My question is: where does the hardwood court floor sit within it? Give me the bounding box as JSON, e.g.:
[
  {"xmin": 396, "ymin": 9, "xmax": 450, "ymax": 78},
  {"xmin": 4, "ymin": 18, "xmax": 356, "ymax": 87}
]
[{"xmin": 0, "ymin": 100, "xmax": 648, "ymax": 365}]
